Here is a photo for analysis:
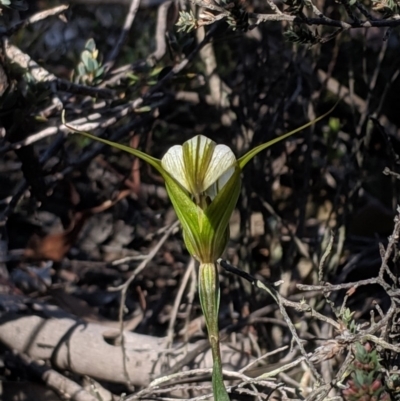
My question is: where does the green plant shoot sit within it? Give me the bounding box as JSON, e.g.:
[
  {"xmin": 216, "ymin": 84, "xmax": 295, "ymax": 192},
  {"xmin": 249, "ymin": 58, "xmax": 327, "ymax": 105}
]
[{"xmin": 63, "ymin": 107, "xmax": 333, "ymax": 400}]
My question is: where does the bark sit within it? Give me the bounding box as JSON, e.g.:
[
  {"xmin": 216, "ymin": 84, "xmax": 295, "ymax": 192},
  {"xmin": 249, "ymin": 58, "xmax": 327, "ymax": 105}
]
[{"xmin": 0, "ymin": 312, "xmax": 251, "ymax": 386}]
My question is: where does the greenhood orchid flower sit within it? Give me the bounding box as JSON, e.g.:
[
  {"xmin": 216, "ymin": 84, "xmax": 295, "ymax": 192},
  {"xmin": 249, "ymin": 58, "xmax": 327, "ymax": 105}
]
[
  {"xmin": 161, "ymin": 135, "xmax": 241, "ymax": 263},
  {"xmin": 63, "ymin": 107, "xmax": 333, "ymax": 400},
  {"xmin": 161, "ymin": 135, "xmax": 237, "ymax": 204}
]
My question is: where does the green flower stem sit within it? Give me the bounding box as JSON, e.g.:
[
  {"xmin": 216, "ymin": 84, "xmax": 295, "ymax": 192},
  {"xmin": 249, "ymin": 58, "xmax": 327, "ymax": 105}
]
[{"xmin": 199, "ymin": 262, "xmax": 230, "ymax": 401}]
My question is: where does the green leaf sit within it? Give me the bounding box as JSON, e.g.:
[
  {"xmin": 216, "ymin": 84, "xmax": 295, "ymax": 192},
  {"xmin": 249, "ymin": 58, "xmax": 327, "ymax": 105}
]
[
  {"xmin": 85, "ymin": 38, "xmax": 96, "ymax": 52},
  {"xmin": 355, "ymin": 342, "xmax": 367, "ymax": 361},
  {"xmin": 95, "ymin": 66, "xmax": 105, "ymax": 78},
  {"xmin": 77, "ymin": 63, "xmax": 86, "ymax": 77},
  {"xmin": 149, "ymin": 66, "xmax": 164, "ymax": 77},
  {"xmin": 238, "ymin": 106, "xmax": 336, "ymax": 170},
  {"xmin": 354, "ymin": 369, "xmax": 365, "ymax": 387},
  {"xmin": 62, "ymin": 115, "xmax": 163, "ymax": 175},
  {"xmin": 86, "ymin": 57, "xmax": 98, "ymax": 73},
  {"xmin": 127, "ymin": 73, "xmax": 139, "ymax": 83},
  {"xmin": 81, "ymin": 50, "xmax": 93, "ymax": 71},
  {"xmin": 176, "ymin": 10, "xmax": 198, "ymax": 33}
]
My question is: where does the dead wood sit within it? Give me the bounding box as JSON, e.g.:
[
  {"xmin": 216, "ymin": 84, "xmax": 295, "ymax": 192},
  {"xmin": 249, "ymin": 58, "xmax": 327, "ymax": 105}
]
[{"xmin": 0, "ymin": 311, "xmax": 251, "ymax": 386}]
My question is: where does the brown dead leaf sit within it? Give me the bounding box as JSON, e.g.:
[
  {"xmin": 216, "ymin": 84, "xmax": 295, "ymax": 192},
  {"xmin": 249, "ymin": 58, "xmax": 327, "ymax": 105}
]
[
  {"xmin": 24, "ymin": 211, "xmax": 89, "ymax": 262},
  {"xmin": 24, "ymin": 189, "xmax": 131, "ymax": 262}
]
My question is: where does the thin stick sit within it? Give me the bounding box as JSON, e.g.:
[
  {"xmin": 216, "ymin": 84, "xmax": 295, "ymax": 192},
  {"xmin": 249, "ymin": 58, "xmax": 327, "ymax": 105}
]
[
  {"xmin": 147, "ymin": 1, "xmax": 172, "ymax": 66},
  {"xmin": 110, "ymin": 221, "xmax": 179, "ymax": 385},
  {"xmin": 165, "ymin": 258, "xmax": 196, "ymax": 346},
  {"xmin": 104, "ymin": 0, "xmax": 142, "ymax": 73},
  {"xmin": 218, "ymin": 259, "xmax": 324, "ymax": 383},
  {"xmin": 1, "ymin": 5, "xmax": 69, "ymax": 36}
]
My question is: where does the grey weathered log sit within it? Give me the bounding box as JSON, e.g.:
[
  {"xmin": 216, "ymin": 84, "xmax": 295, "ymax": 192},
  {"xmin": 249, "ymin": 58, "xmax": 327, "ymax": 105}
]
[{"xmin": 0, "ymin": 313, "xmax": 251, "ymax": 386}]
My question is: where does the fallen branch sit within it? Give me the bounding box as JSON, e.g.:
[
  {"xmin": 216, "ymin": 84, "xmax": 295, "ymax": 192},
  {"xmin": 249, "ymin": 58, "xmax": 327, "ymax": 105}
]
[
  {"xmin": 0, "ymin": 5, "xmax": 69, "ymax": 37},
  {"xmin": 0, "ymin": 311, "xmax": 251, "ymax": 386}
]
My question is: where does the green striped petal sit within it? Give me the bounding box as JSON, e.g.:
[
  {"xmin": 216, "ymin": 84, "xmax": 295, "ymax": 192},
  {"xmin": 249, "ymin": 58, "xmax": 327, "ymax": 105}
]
[{"xmin": 161, "ymin": 135, "xmax": 236, "ymax": 202}]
